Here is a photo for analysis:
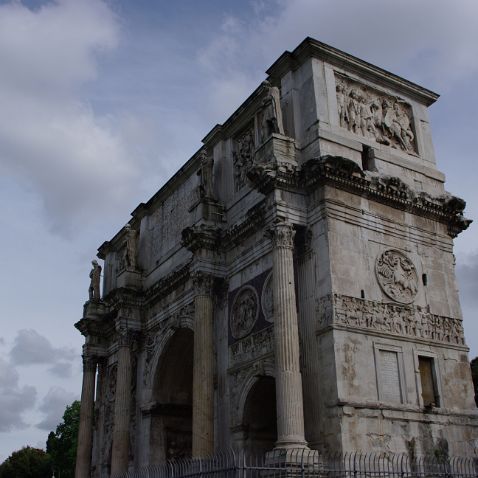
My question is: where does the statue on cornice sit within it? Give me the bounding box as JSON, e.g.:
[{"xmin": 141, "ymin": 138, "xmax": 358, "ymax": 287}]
[
  {"xmin": 259, "ymin": 81, "xmax": 284, "ymax": 143},
  {"xmin": 123, "ymin": 224, "xmax": 137, "ymax": 271},
  {"xmin": 198, "ymin": 149, "xmax": 215, "ymax": 199},
  {"xmin": 88, "ymin": 260, "xmax": 102, "ymax": 301}
]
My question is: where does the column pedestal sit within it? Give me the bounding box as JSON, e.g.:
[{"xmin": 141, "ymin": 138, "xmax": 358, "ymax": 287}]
[{"xmin": 75, "ymin": 355, "xmax": 97, "ymax": 478}]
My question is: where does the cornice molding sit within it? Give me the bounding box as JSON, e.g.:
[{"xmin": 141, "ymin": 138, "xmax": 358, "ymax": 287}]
[
  {"xmin": 302, "ymin": 155, "xmax": 471, "ymax": 237},
  {"xmin": 145, "ymin": 262, "xmax": 191, "ymax": 304},
  {"xmin": 181, "ymin": 224, "xmax": 221, "ymax": 253}
]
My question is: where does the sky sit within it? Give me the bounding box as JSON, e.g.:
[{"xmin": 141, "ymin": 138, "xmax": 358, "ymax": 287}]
[{"xmin": 0, "ymin": 0, "xmax": 477, "ymax": 462}]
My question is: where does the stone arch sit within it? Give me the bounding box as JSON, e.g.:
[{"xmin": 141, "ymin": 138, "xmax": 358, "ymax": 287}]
[
  {"xmin": 235, "ymin": 359, "xmax": 275, "ymax": 426},
  {"xmin": 231, "ymin": 358, "xmax": 277, "ymax": 453},
  {"xmin": 149, "ymin": 327, "xmax": 194, "ymax": 463},
  {"xmin": 144, "ymin": 313, "xmax": 194, "ymax": 394}
]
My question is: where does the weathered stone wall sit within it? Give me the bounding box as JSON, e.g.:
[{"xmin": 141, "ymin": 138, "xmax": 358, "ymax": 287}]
[{"xmin": 75, "ymin": 38, "xmax": 477, "ymax": 478}]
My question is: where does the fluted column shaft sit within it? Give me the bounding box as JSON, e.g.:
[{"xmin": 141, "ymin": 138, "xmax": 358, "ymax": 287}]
[
  {"xmin": 270, "ymin": 221, "xmax": 307, "ymax": 448},
  {"xmin": 111, "ymin": 331, "xmax": 132, "ymax": 477},
  {"xmin": 75, "ymin": 355, "xmax": 97, "ymax": 478},
  {"xmin": 192, "ymin": 273, "xmax": 215, "ymax": 457},
  {"xmin": 94, "ymin": 358, "xmax": 107, "ymax": 476}
]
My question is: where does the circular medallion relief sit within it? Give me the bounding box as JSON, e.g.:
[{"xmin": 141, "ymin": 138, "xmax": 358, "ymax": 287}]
[
  {"xmin": 230, "ymin": 285, "xmax": 259, "ymax": 339},
  {"xmin": 375, "ymin": 249, "xmax": 418, "ymax": 304},
  {"xmin": 261, "ymin": 272, "xmax": 274, "ymax": 322}
]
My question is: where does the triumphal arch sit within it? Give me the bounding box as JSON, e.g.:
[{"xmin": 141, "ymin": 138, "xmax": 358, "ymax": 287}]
[{"xmin": 74, "ymin": 38, "xmax": 478, "ymax": 477}]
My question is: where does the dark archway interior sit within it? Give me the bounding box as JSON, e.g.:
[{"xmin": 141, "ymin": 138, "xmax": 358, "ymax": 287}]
[
  {"xmin": 242, "ymin": 376, "xmax": 277, "ymax": 453},
  {"xmin": 150, "ymin": 329, "xmax": 193, "ymax": 462}
]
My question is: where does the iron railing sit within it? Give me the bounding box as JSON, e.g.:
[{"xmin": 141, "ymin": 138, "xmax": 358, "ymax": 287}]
[{"xmin": 117, "ymin": 448, "xmax": 478, "ymax": 478}]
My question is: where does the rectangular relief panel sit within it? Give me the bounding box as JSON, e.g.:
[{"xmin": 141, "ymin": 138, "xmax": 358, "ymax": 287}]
[{"xmin": 335, "ymin": 72, "xmax": 417, "ymax": 155}]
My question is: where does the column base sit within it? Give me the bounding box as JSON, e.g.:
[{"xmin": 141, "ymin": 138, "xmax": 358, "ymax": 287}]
[{"xmin": 274, "ymin": 439, "xmax": 308, "ymax": 450}]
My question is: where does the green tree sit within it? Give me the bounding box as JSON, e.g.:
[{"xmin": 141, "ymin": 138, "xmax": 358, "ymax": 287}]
[
  {"xmin": 0, "ymin": 446, "xmax": 51, "ymax": 478},
  {"xmin": 46, "ymin": 400, "xmax": 80, "ymax": 478}
]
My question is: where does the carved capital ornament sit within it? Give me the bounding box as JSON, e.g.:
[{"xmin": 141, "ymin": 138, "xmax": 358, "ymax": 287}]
[
  {"xmin": 82, "ymin": 355, "xmax": 97, "ymax": 373},
  {"xmin": 268, "ymin": 221, "xmax": 295, "ymax": 249},
  {"xmin": 192, "ymin": 271, "xmax": 214, "ymax": 296}
]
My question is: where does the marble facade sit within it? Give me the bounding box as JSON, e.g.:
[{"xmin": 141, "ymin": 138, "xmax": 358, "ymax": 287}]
[{"xmin": 74, "ymin": 38, "xmax": 477, "ymax": 478}]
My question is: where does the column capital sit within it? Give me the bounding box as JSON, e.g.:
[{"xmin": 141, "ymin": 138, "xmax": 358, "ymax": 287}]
[
  {"xmin": 267, "ymin": 220, "xmax": 296, "ymax": 249},
  {"xmin": 82, "ymin": 355, "xmax": 97, "ymax": 373},
  {"xmin": 117, "ymin": 326, "xmax": 136, "ymax": 347},
  {"xmin": 192, "ymin": 271, "xmax": 214, "ymax": 297}
]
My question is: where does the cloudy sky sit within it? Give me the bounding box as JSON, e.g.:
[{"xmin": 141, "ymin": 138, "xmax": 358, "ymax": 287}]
[{"xmin": 1, "ymin": 0, "xmax": 477, "ymax": 462}]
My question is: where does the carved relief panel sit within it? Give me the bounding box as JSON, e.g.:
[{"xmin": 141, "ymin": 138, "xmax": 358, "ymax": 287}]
[
  {"xmin": 335, "ymin": 73, "xmax": 417, "ymax": 154},
  {"xmin": 230, "ymin": 285, "xmax": 259, "ymax": 340},
  {"xmin": 375, "ymin": 249, "xmax": 418, "ymax": 304},
  {"xmin": 228, "ymin": 269, "xmax": 273, "ymax": 366},
  {"xmin": 232, "ymin": 126, "xmax": 255, "ymax": 191},
  {"xmin": 317, "ymin": 294, "xmax": 465, "ymax": 346}
]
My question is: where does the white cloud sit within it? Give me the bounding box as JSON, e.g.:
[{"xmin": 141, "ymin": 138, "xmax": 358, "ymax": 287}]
[
  {"xmin": 0, "ymin": 0, "xmax": 146, "ymax": 236},
  {"xmin": 197, "ymin": 0, "xmax": 478, "ymax": 100},
  {"xmin": 10, "ymin": 329, "xmax": 76, "ymax": 366},
  {"xmin": 36, "ymin": 386, "xmax": 77, "ymax": 431},
  {"xmin": 0, "ymin": 357, "xmax": 37, "ymax": 432}
]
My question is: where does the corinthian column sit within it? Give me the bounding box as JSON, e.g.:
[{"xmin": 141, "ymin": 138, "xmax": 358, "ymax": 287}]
[
  {"xmin": 269, "ymin": 221, "xmax": 307, "ymax": 448},
  {"xmin": 192, "ymin": 272, "xmax": 215, "ymax": 457},
  {"xmin": 75, "ymin": 355, "xmax": 97, "ymax": 478},
  {"xmin": 111, "ymin": 329, "xmax": 132, "ymax": 477}
]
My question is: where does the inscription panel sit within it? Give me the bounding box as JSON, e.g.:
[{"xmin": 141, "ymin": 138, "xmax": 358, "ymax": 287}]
[{"xmin": 378, "ymin": 350, "xmax": 401, "ymax": 403}]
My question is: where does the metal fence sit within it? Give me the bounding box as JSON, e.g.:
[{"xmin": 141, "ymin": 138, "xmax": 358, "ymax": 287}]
[{"xmin": 117, "ymin": 448, "xmax": 478, "ymax": 478}]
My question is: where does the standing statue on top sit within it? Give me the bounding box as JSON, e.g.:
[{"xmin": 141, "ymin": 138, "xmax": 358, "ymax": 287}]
[
  {"xmin": 198, "ymin": 148, "xmax": 215, "ymax": 199},
  {"xmin": 123, "ymin": 224, "xmax": 137, "ymax": 271},
  {"xmin": 259, "ymin": 81, "xmax": 284, "ymax": 143},
  {"xmin": 89, "ymin": 260, "xmax": 102, "ymax": 301}
]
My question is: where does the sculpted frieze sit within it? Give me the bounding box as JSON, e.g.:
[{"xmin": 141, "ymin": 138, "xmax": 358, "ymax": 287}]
[
  {"xmin": 229, "ymin": 325, "xmax": 273, "ymax": 366},
  {"xmin": 230, "ymin": 285, "xmax": 259, "ymax": 339},
  {"xmin": 233, "ymin": 127, "xmax": 255, "ymax": 192},
  {"xmin": 375, "ymin": 249, "xmax": 418, "ymax": 304},
  {"xmin": 335, "ymin": 73, "xmax": 417, "ymax": 154},
  {"xmin": 317, "ymin": 294, "xmax": 465, "ymax": 346}
]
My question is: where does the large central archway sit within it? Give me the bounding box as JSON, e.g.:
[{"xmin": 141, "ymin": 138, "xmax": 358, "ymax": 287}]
[
  {"xmin": 150, "ymin": 328, "xmax": 193, "ymax": 463},
  {"xmin": 242, "ymin": 376, "xmax": 277, "ymax": 454}
]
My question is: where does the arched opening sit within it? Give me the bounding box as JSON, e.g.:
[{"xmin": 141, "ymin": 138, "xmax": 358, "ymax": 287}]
[
  {"xmin": 242, "ymin": 376, "xmax": 277, "ymax": 454},
  {"xmin": 150, "ymin": 328, "xmax": 193, "ymax": 463}
]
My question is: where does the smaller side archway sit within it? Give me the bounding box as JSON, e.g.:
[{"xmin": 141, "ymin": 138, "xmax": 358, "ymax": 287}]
[
  {"xmin": 240, "ymin": 376, "xmax": 277, "ymax": 454},
  {"xmin": 150, "ymin": 328, "xmax": 194, "ymax": 463}
]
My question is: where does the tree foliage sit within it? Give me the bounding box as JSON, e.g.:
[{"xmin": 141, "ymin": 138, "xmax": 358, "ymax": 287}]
[
  {"xmin": 46, "ymin": 400, "xmax": 80, "ymax": 478},
  {"xmin": 0, "ymin": 446, "xmax": 51, "ymax": 478}
]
